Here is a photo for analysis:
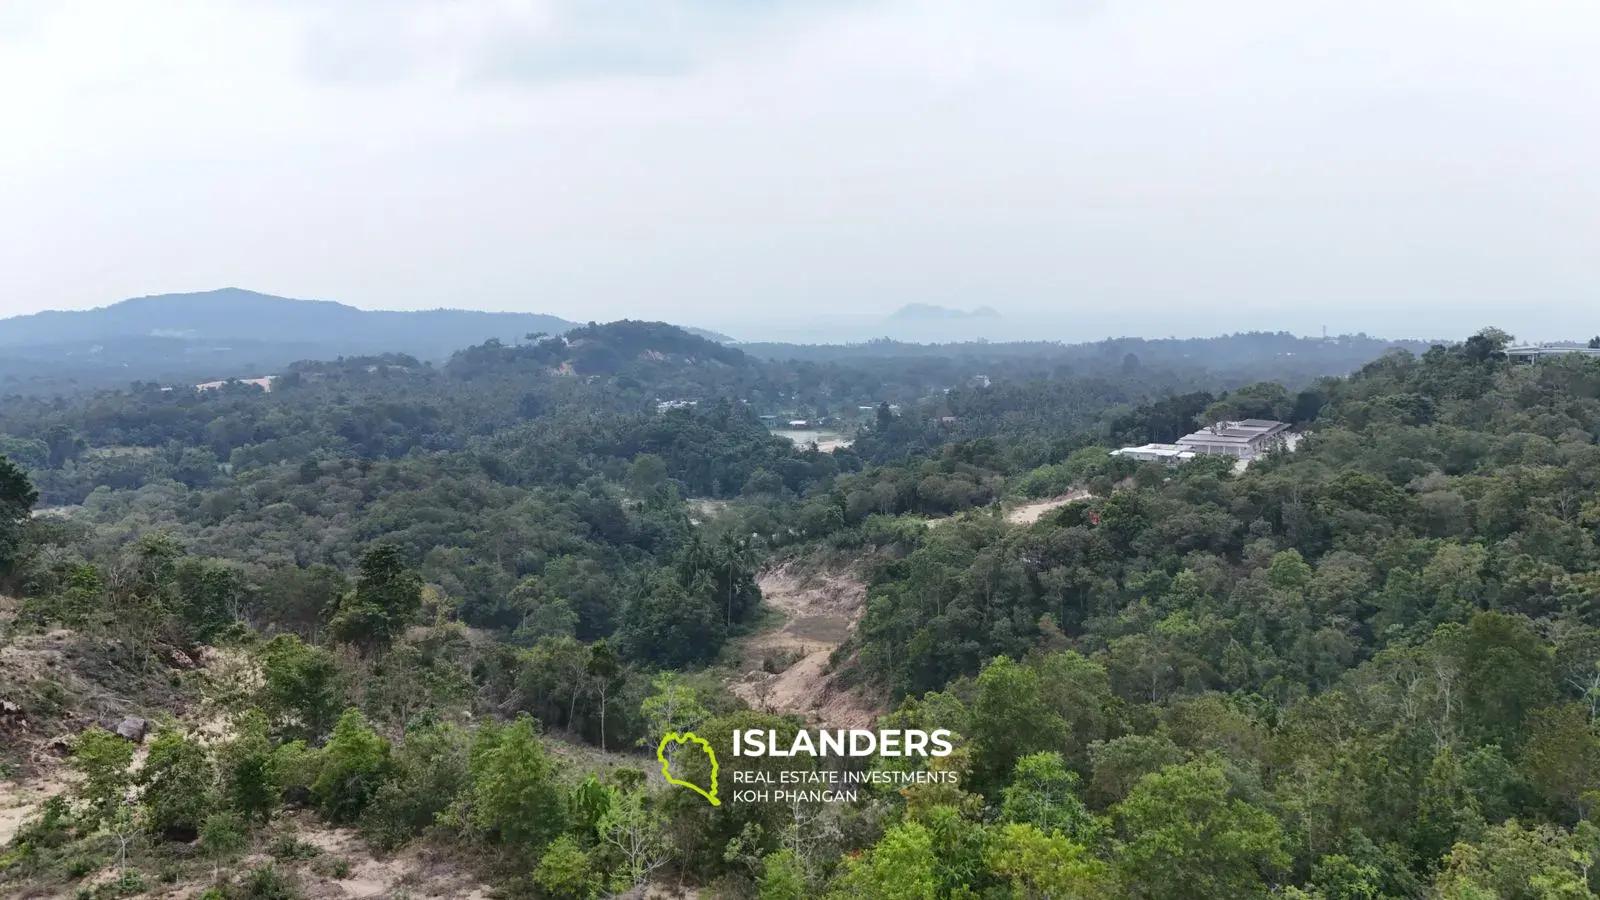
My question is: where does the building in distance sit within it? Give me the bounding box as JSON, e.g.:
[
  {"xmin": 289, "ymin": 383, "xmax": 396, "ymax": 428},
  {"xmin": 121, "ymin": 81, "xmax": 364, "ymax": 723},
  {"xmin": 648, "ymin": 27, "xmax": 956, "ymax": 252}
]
[
  {"xmin": 1113, "ymin": 419, "xmax": 1293, "ymax": 466},
  {"xmin": 1111, "ymin": 443, "xmax": 1197, "ymax": 464},
  {"xmin": 1505, "ymin": 342, "xmax": 1600, "ymax": 362},
  {"xmin": 1174, "ymin": 419, "xmax": 1291, "ymax": 461}
]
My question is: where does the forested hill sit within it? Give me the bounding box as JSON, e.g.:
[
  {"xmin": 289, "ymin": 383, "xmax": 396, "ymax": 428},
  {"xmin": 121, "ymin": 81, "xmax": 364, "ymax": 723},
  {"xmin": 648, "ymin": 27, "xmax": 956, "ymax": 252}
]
[
  {"xmin": 827, "ymin": 333, "xmax": 1600, "ymax": 896},
  {"xmin": 740, "ymin": 330, "xmax": 1435, "ymax": 378},
  {"xmin": 0, "ymin": 288, "xmax": 578, "ymax": 392},
  {"xmin": 447, "ymin": 320, "xmax": 752, "ymax": 378},
  {"xmin": 0, "ymin": 288, "xmax": 578, "ymax": 352},
  {"xmin": 11, "ymin": 327, "xmax": 1600, "ymax": 896},
  {"xmin": 0, "ymin": 320, "xmax": 1401, "ymax": 508},
  {"xmin": 1, "ymin": 291, "xmax": 1432, "ymax": 398}
]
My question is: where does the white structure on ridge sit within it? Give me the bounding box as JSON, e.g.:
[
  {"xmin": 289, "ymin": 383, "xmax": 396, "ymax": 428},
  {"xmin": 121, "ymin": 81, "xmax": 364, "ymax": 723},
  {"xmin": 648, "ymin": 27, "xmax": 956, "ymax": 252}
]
[
  {"xmin": 1174, "ymin": 419, "xmax": 1291, "ymax": 460},
  {"xmin": 1505, "ymin": 342, "xmax": 1600, "ymax": 362},
  {"xmin": 1112, "ymin": 418, "xmax": 1293, "ymax": 465},
  {"xmin": 1110, "ymin": 444, "xmax": 1196, "ymax": 464}
]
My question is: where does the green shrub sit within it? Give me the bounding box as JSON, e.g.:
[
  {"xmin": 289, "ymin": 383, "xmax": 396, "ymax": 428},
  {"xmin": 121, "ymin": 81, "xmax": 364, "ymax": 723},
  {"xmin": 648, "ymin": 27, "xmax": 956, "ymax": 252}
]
[
  {"xmin": 358, "ymin": 722, "xmax": 470, "ymax": 851},
  {"xmin": 201, "ymin": 866, "xmax": 302, "ymax": 900},
  {"xmin": 259, "ymin": 635, "xmax": 344, "ymax": 744},
  {"xmin": 757, "ymin": 849, "xmax": 807, "ymax": 900},
  {"xmin": 13, "ymin": 795, "xmax": 73, "ymax": 853},
  {"xmin": 269, "ymin": 741, "xmax": 319, "ymax": 805},
  {"xmin": 113, "ymin": 869, "xmax": 147, "ymax": 895},
  {"xmin": 237, "ymin": 864, "xmax": 302, "ymax": 900},
  {"xmin": 532, "ymin": 834, "xmax": 599, "ymax": 899},
  {"xmin": 69, "ymin": 727, "xmax": 134, "ymax": 829},
  {"xmin": 268, "ymin": 834, "xmax": 321, "ymax": 861},
  {"xmin": 1011, "ymin": 463, "xmax": 1074, "ymax": 500},
  {"xmin": 201, "ymin": 812, "xmax": 249, "ymax": 876},
  {"xmin": 311, "ymin": 856, "xmax": 352, "ymax": 879},
  {"xmin": 311, "ymin": 709, "xmax": 392, "ymax": 824},
  {"xmin": 139, "ymin": 730, "xmax": 216, "ymax": 840},
  {"xmin": 218, "ymin": 710, "xmax": 280, "ymax": 823},
  {"xmin": 464, "ymin": 715, "xmax": 566, "ymax": 855}
]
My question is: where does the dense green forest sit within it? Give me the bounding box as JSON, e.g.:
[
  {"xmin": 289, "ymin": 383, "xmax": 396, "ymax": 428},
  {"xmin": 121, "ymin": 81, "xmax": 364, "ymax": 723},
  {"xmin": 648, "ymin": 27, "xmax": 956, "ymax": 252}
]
[
  {"xmin": 5, "ymin": 323, "xmax": 1598, "ymax": 898},
  {"xmin": 0, "ymin": 325, "xmax": 1409, "ymax": 508}
]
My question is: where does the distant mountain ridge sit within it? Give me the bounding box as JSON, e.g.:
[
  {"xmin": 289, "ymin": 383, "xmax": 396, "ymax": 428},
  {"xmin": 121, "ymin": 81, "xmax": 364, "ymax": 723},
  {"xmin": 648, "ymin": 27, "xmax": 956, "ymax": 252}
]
[
  {"xmin": 886, "ymin": 303, "xmax": 1002, "ymax": 322},
  {"xmin": 855, "ymin": 303, "xmax": 1006, "ymax": 342},
  {"xmin": 0, "ymin": 288, "xmax": 578, "ymax": 354},
  {"xmin": 682, "ymin": 326, "xmax": 737, "ymax": 344},
  {"xmin": 0, "ymin": 289, "xmax": 584, "ymax": 393}
]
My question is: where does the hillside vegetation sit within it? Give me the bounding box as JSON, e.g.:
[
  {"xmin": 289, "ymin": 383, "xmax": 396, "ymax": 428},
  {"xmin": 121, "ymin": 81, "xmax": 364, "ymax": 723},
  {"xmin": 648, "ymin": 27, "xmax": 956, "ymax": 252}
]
[{"xmin": 5, "ymin": 324, "xmax": 1597, "ymax": 898}]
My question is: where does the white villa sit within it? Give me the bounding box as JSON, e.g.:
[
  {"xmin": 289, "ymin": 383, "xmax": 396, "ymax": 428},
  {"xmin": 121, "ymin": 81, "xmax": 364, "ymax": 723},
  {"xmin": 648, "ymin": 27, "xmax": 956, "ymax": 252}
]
[{"xmin": 1113, "ymin": 419, "xmax": 1293, "ymax": 465}]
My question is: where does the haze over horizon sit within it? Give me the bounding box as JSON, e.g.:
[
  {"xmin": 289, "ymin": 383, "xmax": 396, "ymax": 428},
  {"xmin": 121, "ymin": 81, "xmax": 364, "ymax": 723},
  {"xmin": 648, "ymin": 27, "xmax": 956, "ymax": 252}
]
[{"xmin": 2, "ymin": 0, "xmax": 1597, "ymax": 342}]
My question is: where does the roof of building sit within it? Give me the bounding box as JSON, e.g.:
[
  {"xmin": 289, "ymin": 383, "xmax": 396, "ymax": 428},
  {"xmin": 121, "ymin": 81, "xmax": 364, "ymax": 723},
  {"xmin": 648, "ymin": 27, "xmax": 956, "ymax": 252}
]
[
  {"xmin": 1111, "ymin": 443, "xmax": 1197, "ymax": 460},
  {"xmin": 1506, "ymin": 343, "xmax": 1600, "ymax": 357},
  {"xmin": 1176, "ymin": 419, "xmax": 1291, "ymax": 447}
]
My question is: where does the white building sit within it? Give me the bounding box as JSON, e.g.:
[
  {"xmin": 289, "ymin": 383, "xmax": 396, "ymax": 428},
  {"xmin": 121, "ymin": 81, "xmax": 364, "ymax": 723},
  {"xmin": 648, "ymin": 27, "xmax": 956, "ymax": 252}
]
[
  {"xmin": 1111, "ymin": 444, "xmax": 1196, "ymax": 464},
  {"xmin": 1506, "ymin": 342, "xmax": 1600, "ymax": 362},
  {"xmin": 1175, "ymin": 419, "xmax": 1291, "ymax": 460}
]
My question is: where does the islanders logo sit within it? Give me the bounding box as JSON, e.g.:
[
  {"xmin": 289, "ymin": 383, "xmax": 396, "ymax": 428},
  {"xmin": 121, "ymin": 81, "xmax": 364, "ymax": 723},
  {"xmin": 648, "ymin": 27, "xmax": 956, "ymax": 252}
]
[{"xmin": 657, "ymin": 732, "xmax": 720, "ymax": 806}]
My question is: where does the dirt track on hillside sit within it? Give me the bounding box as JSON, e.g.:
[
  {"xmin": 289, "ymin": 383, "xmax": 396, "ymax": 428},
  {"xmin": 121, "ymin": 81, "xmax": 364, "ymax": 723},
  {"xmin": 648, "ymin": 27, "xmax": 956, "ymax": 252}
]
[{"xmin": 1005, "ymin": 489, "xmax": 1093, "ymax": 525}]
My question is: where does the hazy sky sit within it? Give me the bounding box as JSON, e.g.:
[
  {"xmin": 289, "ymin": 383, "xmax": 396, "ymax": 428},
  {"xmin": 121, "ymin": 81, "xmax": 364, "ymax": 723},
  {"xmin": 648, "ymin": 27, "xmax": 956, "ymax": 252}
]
[{"xmin": 1, "ymin": 0, "xmax": 1596, "ymax": 341}]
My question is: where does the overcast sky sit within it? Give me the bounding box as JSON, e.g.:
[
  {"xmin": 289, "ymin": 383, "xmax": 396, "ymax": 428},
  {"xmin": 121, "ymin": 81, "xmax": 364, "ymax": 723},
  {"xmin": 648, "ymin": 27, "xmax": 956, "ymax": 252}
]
[{"xmin": 1, "ymin": 0, "xmax": 1596, "ymax": 341}]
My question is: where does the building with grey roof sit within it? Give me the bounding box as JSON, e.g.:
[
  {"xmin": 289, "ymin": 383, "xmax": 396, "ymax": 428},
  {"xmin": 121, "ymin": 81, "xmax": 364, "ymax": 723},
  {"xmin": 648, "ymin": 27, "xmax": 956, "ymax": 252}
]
[
  {"xmin": 1175, "ymin": 419, "xmax": 1291, "ymax": 461},
  {"xmin": 1110, "ymin": 443, "xmax": 1197, "ymax": 464},
  {"xmin": 1505, "ymin": 342, "xmax": 1600, "ymax": 362}
]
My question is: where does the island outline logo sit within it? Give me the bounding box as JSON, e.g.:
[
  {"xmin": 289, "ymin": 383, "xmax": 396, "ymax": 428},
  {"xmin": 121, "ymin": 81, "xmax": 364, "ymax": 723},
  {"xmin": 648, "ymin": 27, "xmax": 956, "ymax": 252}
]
[{"xmin": 657, "ymin": 731, "xmax": 720, "ymax": 806}]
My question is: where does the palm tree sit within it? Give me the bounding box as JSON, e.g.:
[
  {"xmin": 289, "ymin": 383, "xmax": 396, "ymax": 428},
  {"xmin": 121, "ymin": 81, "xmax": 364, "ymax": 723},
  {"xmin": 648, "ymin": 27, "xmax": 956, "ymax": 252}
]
[{"xmin": 718, "ymin": 532, "xmax": 753, "ymax": 628}]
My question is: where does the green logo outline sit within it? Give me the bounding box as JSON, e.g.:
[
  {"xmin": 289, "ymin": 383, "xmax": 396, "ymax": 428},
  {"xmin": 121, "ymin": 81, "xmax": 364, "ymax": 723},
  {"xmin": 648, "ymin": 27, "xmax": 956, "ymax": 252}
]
[{"xmin": 657, "ymin": 732, "xmax": 720, "ymax": 806}]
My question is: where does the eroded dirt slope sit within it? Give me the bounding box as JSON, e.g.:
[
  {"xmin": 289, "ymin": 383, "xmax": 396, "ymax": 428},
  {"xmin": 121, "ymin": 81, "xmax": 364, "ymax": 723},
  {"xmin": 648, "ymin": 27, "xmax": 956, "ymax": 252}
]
[{"xmin": 729, "ymin": 566, "xmax": 878, "ymax": 728}]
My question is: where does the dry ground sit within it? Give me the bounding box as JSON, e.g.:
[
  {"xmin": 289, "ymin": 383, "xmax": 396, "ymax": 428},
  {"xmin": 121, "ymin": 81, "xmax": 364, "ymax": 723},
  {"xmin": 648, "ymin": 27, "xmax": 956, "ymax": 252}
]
[
  {"xmin": 921, "ymin": 488, "xmax": 1093, "ymax": 529},
  {"xmin": 288, "ymin": 818, "xmax": 494, "ymax": 900},
  {"xmin": 0, "ymin": 767, "xmax": 71, "ymax": 847},
  {"xmin": 1004, "ymin": 489, "xmax": 1093, "ymax": 525},
  {"xmin": 1, "ymin": 622, "xmax": 178, "ymax": 846},
  {"xmin": 728, "ymin": 566, "xmax": 879, "ymax": 728},
  {"xmin": 0, "ymin": 630, "xmax": 496, "ymax": 899}
]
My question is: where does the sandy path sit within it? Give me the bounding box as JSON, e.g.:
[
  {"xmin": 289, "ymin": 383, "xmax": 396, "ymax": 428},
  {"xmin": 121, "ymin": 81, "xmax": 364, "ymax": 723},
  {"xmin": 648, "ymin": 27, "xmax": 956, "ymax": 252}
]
[
  {"xmin": 919, "ymin": 489, "xmax": 1093, "ymax": 530},
  {"xmin": 1005, "ymin": 489, "xmax": 1092, "ymax": 525}
]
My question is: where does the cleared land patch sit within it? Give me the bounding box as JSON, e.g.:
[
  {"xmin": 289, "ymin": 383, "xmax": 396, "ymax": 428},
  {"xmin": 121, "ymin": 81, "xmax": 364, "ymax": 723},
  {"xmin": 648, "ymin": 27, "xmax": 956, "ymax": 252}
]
[{"xmin": 729, "ymin": 566, "xmax": 877, "ymax": 728}]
